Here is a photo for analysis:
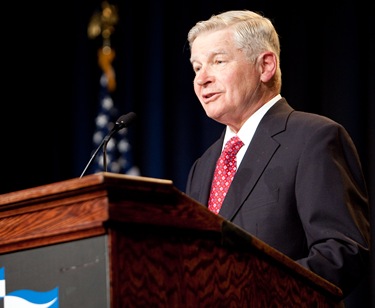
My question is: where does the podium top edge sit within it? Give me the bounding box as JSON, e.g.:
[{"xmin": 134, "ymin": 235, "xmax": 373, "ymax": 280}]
[
  {"xmin": 96, "ymin": 172, "xmax": 174, "ymax": 185},
  {"xmin": 0, "ymin": 172, "xmax": 175, "ymax": 207}
]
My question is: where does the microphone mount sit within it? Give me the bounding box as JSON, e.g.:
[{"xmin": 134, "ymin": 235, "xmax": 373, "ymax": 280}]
[{"xmin": 80, "ymin": 112, "xmax": 137, "ymax": 178}]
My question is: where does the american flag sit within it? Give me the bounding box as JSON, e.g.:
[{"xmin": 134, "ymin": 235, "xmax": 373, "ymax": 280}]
[{"xmin": 91, "ymin": 73, "xmax": 140, "ymax": 175}]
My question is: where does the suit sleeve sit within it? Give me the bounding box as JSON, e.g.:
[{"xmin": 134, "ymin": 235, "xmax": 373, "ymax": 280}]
[{"xmin": 294, "ymin": 120, "xmax": 370, "ymax": 295}]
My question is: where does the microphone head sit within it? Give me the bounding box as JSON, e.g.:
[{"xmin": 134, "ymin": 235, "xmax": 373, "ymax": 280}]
[{"xmin": 115, "ymin": 112, "xmax": 137, "ymax": 130}]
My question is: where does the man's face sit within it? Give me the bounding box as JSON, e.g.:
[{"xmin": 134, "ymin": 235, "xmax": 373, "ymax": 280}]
[{"xmin": 190, "ymin": 28, "xmax": 261, "ymax": 130}]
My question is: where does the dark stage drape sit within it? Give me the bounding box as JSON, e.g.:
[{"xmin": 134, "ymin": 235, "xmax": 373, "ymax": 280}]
[{"xmin": 1, "ymin": 1, "xmax": 374, "ymax": 306}]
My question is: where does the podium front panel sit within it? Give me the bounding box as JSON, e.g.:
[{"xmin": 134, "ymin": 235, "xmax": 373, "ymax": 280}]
[{"xmin": 1, "ymin": 236, "xmax": 109, "ymax": 307}]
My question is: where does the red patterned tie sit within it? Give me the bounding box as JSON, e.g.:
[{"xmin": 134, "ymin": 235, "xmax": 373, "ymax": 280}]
[{"xmin": 208, "ymin": 136, "xmax": 244, "ymax": 214}]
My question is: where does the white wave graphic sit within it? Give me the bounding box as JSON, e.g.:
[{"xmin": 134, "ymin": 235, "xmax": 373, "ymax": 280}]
[
  {"xmin": 0, "ymin": 279, "xmax": 5, "ymax": 297},
  {"xmin": 4, "ymin": 295, "xmax": 57, "ymax": 308}
]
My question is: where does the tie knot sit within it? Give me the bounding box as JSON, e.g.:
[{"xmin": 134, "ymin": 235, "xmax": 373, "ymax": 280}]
[{"xmin": 223, "ymin": 136, "xmax": 244, "ymax": 156}]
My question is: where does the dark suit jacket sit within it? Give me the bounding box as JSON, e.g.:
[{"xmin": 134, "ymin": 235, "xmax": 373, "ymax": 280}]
[{"xmin": 186, "ymin": 98, "xmax": 370, "ymax": 296}]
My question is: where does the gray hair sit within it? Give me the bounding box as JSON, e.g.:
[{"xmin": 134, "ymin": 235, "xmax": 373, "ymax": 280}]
[{"xmin": 188, "ymin": 10, "xmax": 282, "ymax": 90}]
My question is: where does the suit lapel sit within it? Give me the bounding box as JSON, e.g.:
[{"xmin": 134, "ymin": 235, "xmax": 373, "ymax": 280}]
[
  {"xmin": 200, "ymin": 137, "xmax": 224, "ymax": 203},
  {"xmin": 219, "ymin": 99, "xmax": 293, "ymax": 220},
  {"xmin": 191, "ymin": 131, "xmax": 226, "ymax": 205}
]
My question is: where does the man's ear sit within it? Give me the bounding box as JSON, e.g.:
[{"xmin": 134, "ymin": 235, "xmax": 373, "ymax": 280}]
[{"xmin": 258, "ymin": 52, "xmax": 277, "ymax": 83}]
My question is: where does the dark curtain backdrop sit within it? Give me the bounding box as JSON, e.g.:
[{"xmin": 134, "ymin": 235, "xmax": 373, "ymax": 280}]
[{"xmin": 2, "ymin": 0, "xmax": 374, "ymax": 306}]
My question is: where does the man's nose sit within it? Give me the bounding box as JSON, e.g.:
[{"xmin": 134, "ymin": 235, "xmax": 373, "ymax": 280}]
[{"xmin": 195, "ymin": 67, "xmax": 213, "ymax": 86}]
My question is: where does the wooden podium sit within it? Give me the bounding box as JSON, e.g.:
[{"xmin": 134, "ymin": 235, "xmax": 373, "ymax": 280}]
[{"xmin": 0, "ymin": 173, "xmax": 343, "ymax": 307}]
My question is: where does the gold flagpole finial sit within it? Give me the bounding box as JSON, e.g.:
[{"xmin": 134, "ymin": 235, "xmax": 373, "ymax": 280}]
[
  {"xmin": 88, "ymin": 1, "xmax": 119, "ymax": 92},
  {"xmin": 88, "ymin": 1, "xmax": 118, "ymax": 53}
]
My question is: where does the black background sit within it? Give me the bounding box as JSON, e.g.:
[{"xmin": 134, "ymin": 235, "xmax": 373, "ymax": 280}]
[{"xmin": 1, "ymin": 1, "xmax": 374, "ymax": 306}]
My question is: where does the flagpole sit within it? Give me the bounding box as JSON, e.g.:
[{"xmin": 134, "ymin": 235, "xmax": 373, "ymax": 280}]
[{"xmin": 85, "ymin": 2, "xmax": 140, "ymax": 176}]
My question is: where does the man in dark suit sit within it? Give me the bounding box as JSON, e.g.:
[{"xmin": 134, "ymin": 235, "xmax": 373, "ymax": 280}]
[{"xmin": 185, "ymin": 10, "xmax": 370, "ymax": 299}]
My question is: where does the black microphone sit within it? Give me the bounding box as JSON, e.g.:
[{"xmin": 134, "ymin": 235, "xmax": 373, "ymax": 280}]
[{"xmin": 80, "ymin": 112, "xmax": 137, "ymax": 178}]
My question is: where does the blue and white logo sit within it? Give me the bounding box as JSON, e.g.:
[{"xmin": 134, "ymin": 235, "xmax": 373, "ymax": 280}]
[{"xmin": 0, "ymin": 267, "xmax": 58, "ymax": 308}]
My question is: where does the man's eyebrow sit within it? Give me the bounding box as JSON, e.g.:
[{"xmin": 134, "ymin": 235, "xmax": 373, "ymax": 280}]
[{"xmin": 190, "ymin": 50, "xmax": 228, "ymax": 63}]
